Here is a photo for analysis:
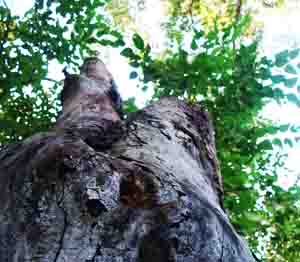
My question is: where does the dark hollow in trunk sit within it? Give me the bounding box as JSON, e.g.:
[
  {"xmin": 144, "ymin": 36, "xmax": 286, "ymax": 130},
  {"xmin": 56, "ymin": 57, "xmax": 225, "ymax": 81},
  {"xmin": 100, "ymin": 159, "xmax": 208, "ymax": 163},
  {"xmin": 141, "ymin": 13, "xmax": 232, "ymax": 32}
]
[{"xmin": 0, "ymin": 58, "xmax": 255, "ymax": 262}]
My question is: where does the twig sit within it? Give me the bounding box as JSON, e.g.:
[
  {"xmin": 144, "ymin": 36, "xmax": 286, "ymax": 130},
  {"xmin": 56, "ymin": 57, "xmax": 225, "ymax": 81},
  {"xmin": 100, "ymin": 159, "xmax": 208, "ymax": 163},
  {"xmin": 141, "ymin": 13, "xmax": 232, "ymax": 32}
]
[
  {"xmin": 187, "ymin": 0, "xmax": 195, "ymax": 27},
  {"xmin": 44, "ymin": 78, "xmax": 60, "ymax": 84},
  {"xmin": 235, "ymin": 0, "xmax": 242, "ymax": 22},
  {"xmin": 1, "ymin": 0, "xmax": 8, "ymax": 9}
]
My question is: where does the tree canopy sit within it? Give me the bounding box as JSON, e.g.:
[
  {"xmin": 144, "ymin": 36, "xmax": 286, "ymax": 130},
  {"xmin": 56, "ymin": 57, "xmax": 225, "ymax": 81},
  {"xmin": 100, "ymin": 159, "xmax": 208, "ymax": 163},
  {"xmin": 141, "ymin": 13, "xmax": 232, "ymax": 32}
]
[{"xmin": 0, "ymin": 0, "xmax": 299, "ymax": 261}]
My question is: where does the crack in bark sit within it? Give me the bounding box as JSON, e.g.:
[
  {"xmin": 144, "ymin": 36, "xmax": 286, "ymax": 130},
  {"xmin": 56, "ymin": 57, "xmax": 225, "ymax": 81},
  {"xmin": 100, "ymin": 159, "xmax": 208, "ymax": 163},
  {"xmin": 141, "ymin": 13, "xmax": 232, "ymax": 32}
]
[
  {"xmin": 56, "ymin": 170, "xmax": 66, "ymax": 207},
  {"xmin": 140, "ymin": 114, "xmax": 172, "ymax": 141},
  {"xmin": 169, "ymin": 210, "xmax": 191, "ymax": 229},
  {"xmin": 159, "ymin": 129, "xmax": 172, "ymax": 140},
  {"xmin": 172, "ymin": 121, "xmax": 207, "ymax": 169},
  {"xmin": 172, "ymin": 120, "xmax": 224, "ymax": 209},
  {"xmin": 127, "ymin": 123, "xmax": 148, "ymax": 147},
  {"xmin": 53, "ymin": 206, "xmax": 68, "ymax": 262},
  {"xmin": 89, "ymin": 243, "xmax": 102, "ymax": 262}
]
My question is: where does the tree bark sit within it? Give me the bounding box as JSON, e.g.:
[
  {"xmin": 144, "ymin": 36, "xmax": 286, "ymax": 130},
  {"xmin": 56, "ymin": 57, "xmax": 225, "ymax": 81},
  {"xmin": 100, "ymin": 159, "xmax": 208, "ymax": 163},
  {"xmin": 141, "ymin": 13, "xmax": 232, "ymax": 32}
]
[{"xmin": 0, "ymin": 58, "xmax": 255, "ymax": 262}]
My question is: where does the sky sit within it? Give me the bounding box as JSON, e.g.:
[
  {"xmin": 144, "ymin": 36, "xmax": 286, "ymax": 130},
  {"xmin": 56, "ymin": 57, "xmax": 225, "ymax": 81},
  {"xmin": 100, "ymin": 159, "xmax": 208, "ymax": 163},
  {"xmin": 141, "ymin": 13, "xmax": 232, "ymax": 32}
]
[
  {"xmin": 258, "ymin": 1, "xmax": 300, "ymax": 184},
  {"xmin": 4, "ymin": 0, "xmax": 300, "ymax": 182}
]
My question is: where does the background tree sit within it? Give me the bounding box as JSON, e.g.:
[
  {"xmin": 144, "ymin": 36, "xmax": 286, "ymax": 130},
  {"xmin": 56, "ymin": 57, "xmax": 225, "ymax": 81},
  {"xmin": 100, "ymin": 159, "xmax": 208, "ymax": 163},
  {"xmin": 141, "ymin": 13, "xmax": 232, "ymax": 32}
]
[{"xmin": 0, "ymin": 0, "xmax": 300, "ymax": 261}]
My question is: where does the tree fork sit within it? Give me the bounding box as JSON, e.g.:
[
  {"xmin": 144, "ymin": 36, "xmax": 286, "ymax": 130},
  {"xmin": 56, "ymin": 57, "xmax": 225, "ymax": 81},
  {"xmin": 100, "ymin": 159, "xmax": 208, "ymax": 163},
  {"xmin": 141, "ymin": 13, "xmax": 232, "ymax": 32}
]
[{"xmin": 0, "ymin": 58, "xmax": 255, "ymax": 262}]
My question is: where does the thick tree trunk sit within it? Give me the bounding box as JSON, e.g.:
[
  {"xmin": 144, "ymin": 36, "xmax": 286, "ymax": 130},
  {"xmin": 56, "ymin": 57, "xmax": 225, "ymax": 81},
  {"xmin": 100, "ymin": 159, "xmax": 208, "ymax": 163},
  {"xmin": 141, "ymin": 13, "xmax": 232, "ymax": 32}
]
[{"xmin": 0, "ymin": 58, "xmax": 255, "ymax": 262}]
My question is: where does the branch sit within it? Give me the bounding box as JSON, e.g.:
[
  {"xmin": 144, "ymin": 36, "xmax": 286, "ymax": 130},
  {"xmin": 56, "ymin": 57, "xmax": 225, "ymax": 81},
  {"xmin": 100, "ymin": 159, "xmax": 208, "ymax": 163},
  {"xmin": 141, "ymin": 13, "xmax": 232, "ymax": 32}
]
[
  {"xmin": 186, "ymin": 0, "xmax": 196, "ymax": 27},
  {"xmin": 1, "ymin": 0, "xmax": 8, "ymax": 9},
  {"xmin": 44, "ymin": 78, "xmax": 60, "ymax": 84},
  {"xmin": 53, "ymin": 206, "xmax": 68, "ymax": 262},
  {"xmin": 235, "ymin": 0, "xmax": 242, "ymax": 22}
]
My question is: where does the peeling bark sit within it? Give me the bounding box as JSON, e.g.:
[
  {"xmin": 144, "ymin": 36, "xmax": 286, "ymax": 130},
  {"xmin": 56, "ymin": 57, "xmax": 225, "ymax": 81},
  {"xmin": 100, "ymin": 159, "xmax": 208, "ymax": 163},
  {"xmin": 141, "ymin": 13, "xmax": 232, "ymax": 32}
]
[{"xmin": 0, "ymin": 58, "xmax": 255, "ymax": 262}]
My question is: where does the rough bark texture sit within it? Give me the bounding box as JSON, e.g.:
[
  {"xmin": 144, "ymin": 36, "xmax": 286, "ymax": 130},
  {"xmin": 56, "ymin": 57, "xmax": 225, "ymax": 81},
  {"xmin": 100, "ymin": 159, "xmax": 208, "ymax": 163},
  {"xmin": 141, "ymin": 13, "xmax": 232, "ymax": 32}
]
[{"xmin": 0, "ymin": 58, "xmax": 255, "ymax": 262}]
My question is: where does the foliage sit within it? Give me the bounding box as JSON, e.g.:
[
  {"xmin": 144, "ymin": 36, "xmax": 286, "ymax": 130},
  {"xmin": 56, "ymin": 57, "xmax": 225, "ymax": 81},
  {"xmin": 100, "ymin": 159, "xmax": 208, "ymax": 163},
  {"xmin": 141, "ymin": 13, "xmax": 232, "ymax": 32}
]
[
  {"xmin": 118, "ymin": 7, "xmax": 300, "ymax": 260},
  {"xmin": 167, "ymin": 0, "xmax": 240, "ymax": 30},
  {"xmin": 106, "ymin": 0, "xmax": 131, "ymax": 29},
  {"xmin": 0, "ymin": 0, "xmax": 300, "ymax": 261},
  {"xmin": 0, "ymin": 0, "xmax": 124, "ymax": 143},
  {"xmin": 167, "ymin": 0, "xmax": 287, "ymax": 38}
]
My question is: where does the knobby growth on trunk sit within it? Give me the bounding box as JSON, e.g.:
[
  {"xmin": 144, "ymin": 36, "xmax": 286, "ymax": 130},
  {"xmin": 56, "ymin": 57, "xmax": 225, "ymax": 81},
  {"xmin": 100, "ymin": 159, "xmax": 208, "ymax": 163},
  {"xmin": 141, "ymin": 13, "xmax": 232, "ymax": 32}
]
[{"xmin": 0, "ymin": 58, "xmax": 255, "ymax": 262}]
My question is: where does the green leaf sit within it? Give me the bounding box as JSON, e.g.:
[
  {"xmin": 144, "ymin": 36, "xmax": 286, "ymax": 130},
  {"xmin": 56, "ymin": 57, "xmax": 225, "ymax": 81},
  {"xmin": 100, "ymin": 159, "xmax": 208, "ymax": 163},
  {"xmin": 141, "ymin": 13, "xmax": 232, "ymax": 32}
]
[
  {"xmin": 132, "ymin": 33, "xmax": 144, "ymax": 50},
  {"xmin": 123, "ymin": 97, "xmax": 139, "ymax": 113},
  {"xmin": 258, "ymin": 140, "xmax": 273, "ymax": 150},
  {"xmin": 93, "ymin": 0, "xmax": 105, "ymax": 6},
  {"xmin": 271, "ymin": 74, "xmax": 285, "ymax": 84},
  {"xmin": 284, "ymin": 138, "xmax": 293, "ymax": 148},
  {"xmin": 273, "ymin": 88, "xmax": 284, "ymax": 99},
  {"xmin": 266, "ymin": 126, "xmax": 279, "ymax": 134},
  {"xmin": 129, "ymin": 61, "xmax": 140, "ymax": 68},
  {"xmin": 284, "ymin": 77, "xmax": 298, "ymax": 88},
  {"xmin": 98, "ymin": 39, "xmax": 115, "ymax": 46},
  {"xmin": 284, "ymin": 64, "xmax": 298, "ymax": 75},
  {"xmin": 244, "ymin": 212, "xmax": 264, "ymax": 223},
  {"xmin": 290, "ymin": 125, "xmax": 300, "ymax": 132},
  {"xmin": 275, "ymin": 50, "xmax": 289, "ymax": 67},
  {"xmin": 120, "ymin": 47, "xmax": 135, "ymax": 58},
  {"xmin": 194, "ymin": 29, "xmax": 204, "ymax": 39},
  {"xmin": 289, "ymin": 48, "xmax": 300, "ymax": 60},
  {"xmin": 260, "ymin": 67, "xmax": 271, "ymax": 80},
  {"xmin": 286, "ymin": 93, "xmax": 300, "ymax": 106},
  {"xmin": 129, "ymin": 71, "xmax": 138, "ymax": 79},
  {"xmin": 279, "ymin": 124, "xmax": 290, "ymax": 132},
  {"xmin": 191, "ymin": 39, "xmax": 197, "ymax": 50},
  {"xmin": 272, "ymin": 138, "xmax": 283, "ymax": 148}
]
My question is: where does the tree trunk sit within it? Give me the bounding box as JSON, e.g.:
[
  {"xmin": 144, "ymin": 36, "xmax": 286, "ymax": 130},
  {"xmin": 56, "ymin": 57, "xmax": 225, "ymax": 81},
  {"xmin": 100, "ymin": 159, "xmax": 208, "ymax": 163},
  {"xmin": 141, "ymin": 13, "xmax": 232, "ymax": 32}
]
[{"xmin": 0, "ymin": 58, "xmax": 255, "ymax": 262}]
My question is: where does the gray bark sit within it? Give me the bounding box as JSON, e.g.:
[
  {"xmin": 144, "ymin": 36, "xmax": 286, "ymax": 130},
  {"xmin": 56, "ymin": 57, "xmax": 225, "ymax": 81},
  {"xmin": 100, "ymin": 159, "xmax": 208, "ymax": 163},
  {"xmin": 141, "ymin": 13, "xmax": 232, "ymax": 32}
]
[{"xmin": 0, "ymin": 58, "xmax": 255, "ymax": 262}]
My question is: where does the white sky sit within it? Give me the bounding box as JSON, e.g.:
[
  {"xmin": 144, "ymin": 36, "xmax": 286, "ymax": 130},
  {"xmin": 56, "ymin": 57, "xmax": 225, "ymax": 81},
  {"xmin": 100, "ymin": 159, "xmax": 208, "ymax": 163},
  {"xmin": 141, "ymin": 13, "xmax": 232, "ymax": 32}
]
[
  {"xmin": 259, "ymin": 1, "xmax": 300, "ymax": 183},
  {"xmin": 5, "ymin": 0, "xmax": 300, "ymax": 179}
]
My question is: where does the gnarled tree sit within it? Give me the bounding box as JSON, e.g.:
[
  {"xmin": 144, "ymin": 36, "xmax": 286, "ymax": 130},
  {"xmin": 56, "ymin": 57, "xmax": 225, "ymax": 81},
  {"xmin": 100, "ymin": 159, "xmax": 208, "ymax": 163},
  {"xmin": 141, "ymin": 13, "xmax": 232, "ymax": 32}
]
[{"xmin": 0, "ymin": 58, "xmax": 255, "ymax": 262}]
